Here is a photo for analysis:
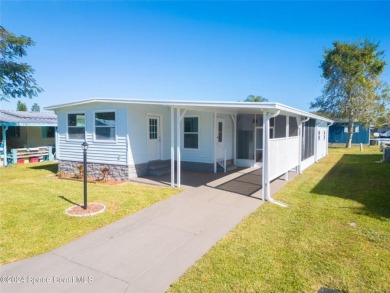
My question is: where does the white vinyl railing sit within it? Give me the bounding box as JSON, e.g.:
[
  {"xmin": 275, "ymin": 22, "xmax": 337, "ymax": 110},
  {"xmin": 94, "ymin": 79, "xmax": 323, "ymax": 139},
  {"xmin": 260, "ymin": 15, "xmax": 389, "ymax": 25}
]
[{"xmin": 268, "ymin": 137, "xmax": 299, "ymax": 180}]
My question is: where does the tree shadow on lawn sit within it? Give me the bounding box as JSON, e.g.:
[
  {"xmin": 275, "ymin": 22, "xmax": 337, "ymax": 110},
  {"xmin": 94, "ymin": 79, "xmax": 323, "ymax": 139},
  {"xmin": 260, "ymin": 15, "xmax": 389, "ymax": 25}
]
[
  {"xmin": 311, "ymin": 153, "xmax": 390, "ymax": 220},
  {"xmin": 29, "ymin": 163, "xmax": 58, "ymax": 174}
]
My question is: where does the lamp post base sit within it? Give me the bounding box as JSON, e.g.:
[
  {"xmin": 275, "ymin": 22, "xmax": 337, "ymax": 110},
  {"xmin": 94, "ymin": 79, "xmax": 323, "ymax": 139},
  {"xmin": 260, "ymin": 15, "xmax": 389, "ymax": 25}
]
[{"xmin": 65, "ymin": 203, "xmax": 106, "ymax": 217}]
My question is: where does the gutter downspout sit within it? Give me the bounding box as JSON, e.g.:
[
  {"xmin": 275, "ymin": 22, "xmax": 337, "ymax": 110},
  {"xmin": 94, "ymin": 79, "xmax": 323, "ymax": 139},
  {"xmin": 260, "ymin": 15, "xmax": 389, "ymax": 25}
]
[
  {"xmin": 261, "ymin": 111, "xmax": 267, "ymax": 201},
  {"xmin": 298, "ymin": 117, "xmax": 310, "ymax": 174},
  {"xmin": 214, "ymin": 112, "xmax": 217, "ymax": 173},
  {"xmin": 262, "ymin": 110, "xmax": 287, "ymax": 207},
  {"xmin": 314, "ymin": 121, "xmax": 320, "ymax": 162}
]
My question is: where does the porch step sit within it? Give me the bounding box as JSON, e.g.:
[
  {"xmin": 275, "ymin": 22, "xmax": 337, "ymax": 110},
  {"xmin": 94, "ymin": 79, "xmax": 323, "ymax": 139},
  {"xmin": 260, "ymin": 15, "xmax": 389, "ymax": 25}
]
[
  {"xmin": 227, "ymin": 165, "xmax": 238, "ymax": 172},
  {"xmin": 217, "ymin": 164, "xmax": 238, "ymax": 173},
  {"xmin": 147, "ymin": 160, "xmax": 171, "ymax": 177}
]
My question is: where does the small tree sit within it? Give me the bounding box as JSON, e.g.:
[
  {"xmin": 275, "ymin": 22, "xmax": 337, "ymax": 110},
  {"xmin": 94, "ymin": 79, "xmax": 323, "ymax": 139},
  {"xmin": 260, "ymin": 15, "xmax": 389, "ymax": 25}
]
[
  {"xmin": 17, "ymin": 100, "xmax": 27, "ymax": 111},
  {"xmin": 311, "ymin": 40, "xmax": 389, "ymax": 148},
  {"xmin": 0, "ymin": 26, "xmax": 43, "ymax": 101},
  {"xmin": 245, "ymin": 95, "xmax": 269, "ymax": 102},
  {"xmin": 31, "ymin": 103, "xmax": 40, "ymax": 112}
]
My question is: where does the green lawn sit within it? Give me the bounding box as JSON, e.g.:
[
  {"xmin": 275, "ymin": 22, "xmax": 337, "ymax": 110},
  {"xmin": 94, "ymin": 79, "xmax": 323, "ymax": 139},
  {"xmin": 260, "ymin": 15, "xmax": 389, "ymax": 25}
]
[
  {"xmin": 0, "ymin": 163, "xmax": 180, "ymax": 265},
  {"xmin": 169, "ymin": 146, "xmax": 390, "ymax": 293}
]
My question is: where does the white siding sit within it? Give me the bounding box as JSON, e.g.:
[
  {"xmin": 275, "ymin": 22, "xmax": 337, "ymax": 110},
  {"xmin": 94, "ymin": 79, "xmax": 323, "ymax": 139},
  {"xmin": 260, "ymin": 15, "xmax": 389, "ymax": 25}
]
[
  {"xmin": 301, "ymin": 120, "xmax": 329, "ymax": 172},
  {"xmin": 181, "ymin": 110, "xmax": 214, "ymax": 163},
  {"xmin": 125, "ymin": 107, "xmax": 234, "ymax": 165},
  {"xmin": 269, "ymin": 137, "xmax": 299, "ymax": 181},
  {"xmin": 58, "ymin": 102, "xmax": 319, "ymax": 170},
  {"xmin": 218, "ymin": 114, "xmax": 234, "ymax": 160},
  {"xmin": 126, "ymin": 104, "xmax": 171, "ymax": 165},
  {"xmin": 316, "ymin": 126, "xmax": 328, "ymax": 161}
]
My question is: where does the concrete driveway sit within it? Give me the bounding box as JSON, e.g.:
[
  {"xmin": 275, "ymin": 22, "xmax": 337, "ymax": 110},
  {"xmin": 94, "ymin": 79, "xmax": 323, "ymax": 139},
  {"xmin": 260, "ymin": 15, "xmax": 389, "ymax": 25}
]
[{"xmin": 1, "ymin": 169, "xmax": 296, "ymax": 293}]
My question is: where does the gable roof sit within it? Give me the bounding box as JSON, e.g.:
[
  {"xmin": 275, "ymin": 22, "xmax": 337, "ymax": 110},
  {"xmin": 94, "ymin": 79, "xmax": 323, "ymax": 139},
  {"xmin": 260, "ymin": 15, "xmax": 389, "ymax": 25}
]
[
  {"xmin": 0, "ymin": 110, "xmax": 57, "ymax": 126},
  {"xmin": 45, "ymin": 98, "xmax": 333, "ymax": 123}
]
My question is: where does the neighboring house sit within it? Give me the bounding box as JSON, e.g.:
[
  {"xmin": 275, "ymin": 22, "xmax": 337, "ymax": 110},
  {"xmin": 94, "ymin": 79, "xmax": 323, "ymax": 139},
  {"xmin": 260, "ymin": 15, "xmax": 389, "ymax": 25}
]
[
  {"xmin": 46, "ymin": 98, "xmax": 332, "ymax": 202},
  {"xmin": 0, "ymin": 110, "xmax": 57, "ymax": 166},
  {"xmin": 328, "ymin": 121, "xmax": 370, "ymax": 144},
  {"xmin": 378, "ymin": 122, "xmax": 390, "ymax": 135}
]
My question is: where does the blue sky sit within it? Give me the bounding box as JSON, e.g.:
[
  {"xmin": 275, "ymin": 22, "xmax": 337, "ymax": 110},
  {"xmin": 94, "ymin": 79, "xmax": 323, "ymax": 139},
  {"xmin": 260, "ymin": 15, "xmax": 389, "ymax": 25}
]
[{"xmin": 1, "ymin": 1, "xmax": 389, "ymax": 112}]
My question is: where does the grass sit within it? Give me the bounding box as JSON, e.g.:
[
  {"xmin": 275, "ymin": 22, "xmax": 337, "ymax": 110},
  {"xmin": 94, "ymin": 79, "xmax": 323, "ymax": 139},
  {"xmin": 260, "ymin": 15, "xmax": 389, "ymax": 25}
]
[
  {"xmin": 0, "ymin": 163, "xmax": 180, "ymax": 265},
  {"xmin": 169, "ymin": 146, "xmax": 390, "ymax": 293}
]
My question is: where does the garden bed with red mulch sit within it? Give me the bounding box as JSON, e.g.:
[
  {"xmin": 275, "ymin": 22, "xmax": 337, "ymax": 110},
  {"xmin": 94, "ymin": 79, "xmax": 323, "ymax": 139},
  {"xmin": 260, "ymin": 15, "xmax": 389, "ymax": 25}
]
[{"xmin": 65, "ymin": 203, "xmax": 106, "ymax": 217}]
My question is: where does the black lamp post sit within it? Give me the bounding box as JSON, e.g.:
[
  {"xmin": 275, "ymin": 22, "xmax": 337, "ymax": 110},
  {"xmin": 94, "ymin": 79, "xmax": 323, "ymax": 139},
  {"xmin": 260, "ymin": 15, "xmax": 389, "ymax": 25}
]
[{"xmin": 82, "ymin": 141, "xmax": 89, "ymax": 210}]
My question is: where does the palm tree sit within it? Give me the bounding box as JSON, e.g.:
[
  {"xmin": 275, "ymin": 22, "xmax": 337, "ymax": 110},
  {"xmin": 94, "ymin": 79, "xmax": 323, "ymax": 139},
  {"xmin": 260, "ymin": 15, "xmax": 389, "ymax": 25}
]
[{"xmin": 245, "ymin": 95, "xmax": 268, "ymax": 102}]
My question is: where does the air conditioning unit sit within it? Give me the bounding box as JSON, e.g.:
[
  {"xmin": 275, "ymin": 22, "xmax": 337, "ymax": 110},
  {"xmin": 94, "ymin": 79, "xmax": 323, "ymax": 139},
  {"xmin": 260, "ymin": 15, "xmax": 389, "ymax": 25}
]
[{"xmin": 384, "ymin": 147, "xmax": 390, "ymax": 163}]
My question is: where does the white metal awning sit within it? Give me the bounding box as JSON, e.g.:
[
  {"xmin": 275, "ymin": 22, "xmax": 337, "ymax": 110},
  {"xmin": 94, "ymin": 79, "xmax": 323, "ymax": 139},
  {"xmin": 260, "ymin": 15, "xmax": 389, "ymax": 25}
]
[{"xmin": 45, "ymin": 98, "xmax": 333, "ymax": 123}]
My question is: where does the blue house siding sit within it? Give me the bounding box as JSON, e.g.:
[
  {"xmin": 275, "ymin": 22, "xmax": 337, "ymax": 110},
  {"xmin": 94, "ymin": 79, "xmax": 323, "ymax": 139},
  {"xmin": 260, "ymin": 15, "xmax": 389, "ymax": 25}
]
[
  {"xmin": 56, "ymin": 103, "xmax": 230, "ymax": 178},
  {"xmin": 329, "ymin": 122, "xmax": 370, "ymax": 144},
  {"xmin": 57, "ymin": 103, "xmax": 128, "ymax": 165}
]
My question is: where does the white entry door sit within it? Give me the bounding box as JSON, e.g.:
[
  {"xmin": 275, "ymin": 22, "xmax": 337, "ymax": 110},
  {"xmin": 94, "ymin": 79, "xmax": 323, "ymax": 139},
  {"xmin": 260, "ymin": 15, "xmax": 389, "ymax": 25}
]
[{"xmin": 147, "ymin": 115, "xmax": 161, "ymax": 161}]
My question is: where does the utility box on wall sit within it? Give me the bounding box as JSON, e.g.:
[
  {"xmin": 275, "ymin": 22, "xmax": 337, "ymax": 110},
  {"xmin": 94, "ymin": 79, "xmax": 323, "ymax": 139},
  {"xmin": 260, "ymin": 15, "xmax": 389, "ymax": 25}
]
[{"xmin": 384, "ymin": 147, "xmax": 390, "ymax": 163}]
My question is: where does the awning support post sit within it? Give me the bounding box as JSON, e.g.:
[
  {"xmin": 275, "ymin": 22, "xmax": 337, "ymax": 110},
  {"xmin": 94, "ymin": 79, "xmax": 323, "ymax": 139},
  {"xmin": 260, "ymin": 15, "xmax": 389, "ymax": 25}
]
[
  {"xmin": 262, "ymin": 110, "xmax": 286, "ymax": 207},
  {"xmin": 170, "ymin": 107, "xmax": 175, "ymax": 187},
  {"xmin": 214, "ymin": 112, "xmax": 217, "ymax": 173},
  {"xmin": 176, "ymin": 108, "xmax": 181, "ymax": 188}
]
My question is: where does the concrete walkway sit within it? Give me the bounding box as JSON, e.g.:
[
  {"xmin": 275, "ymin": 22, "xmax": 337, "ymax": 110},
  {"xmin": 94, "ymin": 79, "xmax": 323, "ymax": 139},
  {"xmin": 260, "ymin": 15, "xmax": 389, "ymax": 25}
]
[{"xmin": 1, "ymin": 169, "xmax": 296, "ymax": 293}]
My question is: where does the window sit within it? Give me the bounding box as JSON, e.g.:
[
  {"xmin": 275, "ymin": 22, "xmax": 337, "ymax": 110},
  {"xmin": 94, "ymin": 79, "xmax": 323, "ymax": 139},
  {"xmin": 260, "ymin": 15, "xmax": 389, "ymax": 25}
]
[
  {"xmin": 289, "ymin": 116, "xmax": 298, "ymax": 137},
  {"xmin": 269, "ymin": 117, "xmax": 275, "ymax": 138},
  {"xmin": 318, "ymin": 130, "xmax": 321, "ymax": 140},
  {"xmin": 323, "ymin": 131, "xmax": 326, "ymax": 140},
  {"xmin": 42, "ymin": 127, "xmax": 55, "ymax": 138},
  {"xmin": 68, "ymin": 113, "xmax": 85, "ymax": 140},
  {"xmin": 237, "ymin": 114, "xmax": 254, "ymax": 159},
  {"xmin": 274, "ymin": 115, "xmax": 287, "ymax": 138},
  {"xmin": 301, "ymin": 119, "xmax": 315, "ymax": 160},
  {"xmin": 184, "ymin": 117, "xmax": 198, "ymax": 149},
  {"xmin": 149, "ymin": 118, "xmax": 158, "ymax": 139},
  {"xmin": 7, "ymin": 126, "xmax": 20, "ymax": 138},
  {"xmin": 95, "ymin": 112, "xmax": 116, "ymax": 140},
  {"xmin": 218, "ymin": 122, "xmax": 223, "ymax": 142},
  {"xmin": 270, "ymin": 128, "xmax": 274, "ymax": 139},
  {"xmin": 344, "ymin": 125, "xmax": 359, "ymax": 133}
]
